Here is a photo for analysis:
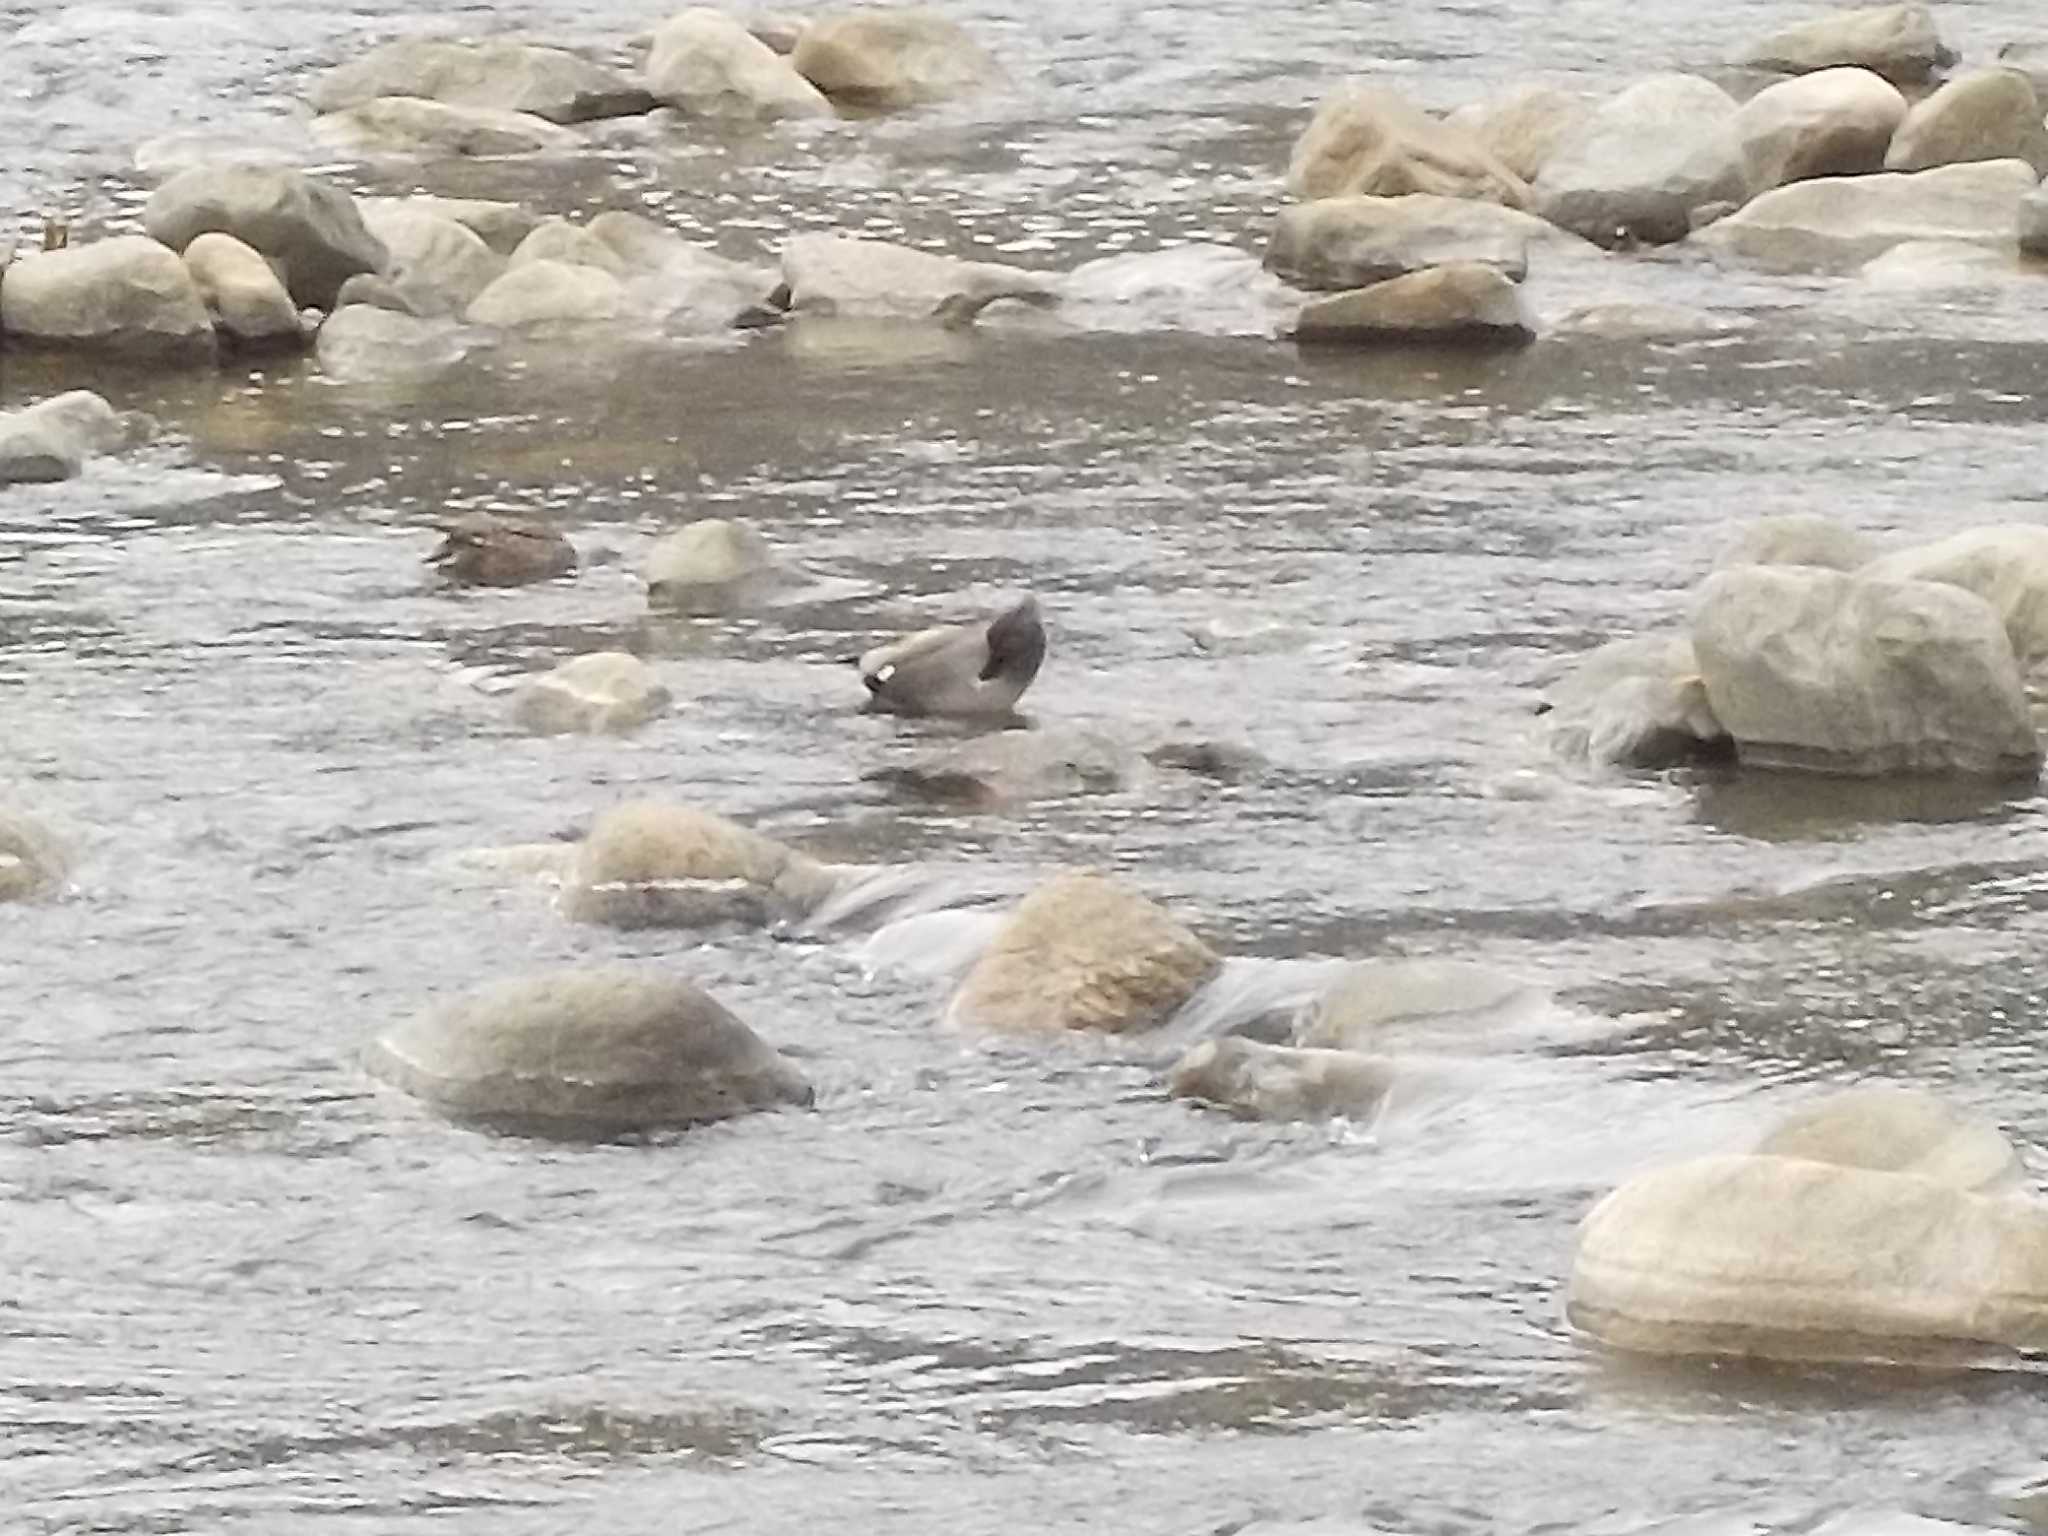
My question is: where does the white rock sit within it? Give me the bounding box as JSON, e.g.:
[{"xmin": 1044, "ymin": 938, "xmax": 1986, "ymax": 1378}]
[
  {"xmin": 1442, "ymin": 84, "xmax": 1590, "ymax": 183},
  {"xmin": 359, "ymin": 203, "xmax": 506, "ymax": 312},
  {"xmin": 561, "ymin": 801, "xmax": 839, "ymax": 928},
  {"xmin": 645, "ymin": 518, "xmax": 782, "ymax": 610},
  {"xmin": 1285, "ymin": 83, "xmax": 1529, "ymax": 205},
  {"xmin": 358, "ymin": 194, "xmax": 540, "ymax": 255},
  {"xmin": 1884, "ymin": 67, "xmax": 2048, "ymax": 176},
  {"xmin": 647, "ymin": 8, "xmax": 832, "ymax": 119},
  {"xmin": 1691, "ymin": 564, "xmax": 2041, "ymax": 777},
  {"xmin": 313, "ymin": 97, "xmax": 578, "ymax": 158},
  {"xmin": 315, "ymin": 304, "xmax": 474, "ymax": 380},
  {"xmin": 310, "ymin": 37, "xmax": 652, "ymax": 123},
  {"xmin": 791, "ymin": 8, "xmax": 1000, "ymax": 109},
  {"xmin": 1857, "ymin": 238, "xmax": 2017, "ymax": 287},
  {"xmin": 1694, "ymin": 159, "xmax": 2038, "ymax": 270},
  {"xmin": 1533, "ymin": 73, "xmax": 1750, "ymax": 247},
  {"xmin": 181, "ymin": 231, "xmax": 303, "ymax": 345},
  {"xmin": 1860, "ymin": 524, "xmax": 2048, "ymax": 674},
  {"xmin": 1540, "ymin": 632, "xmax": 1728, "ymax": 770},
  {"xmin": 1737, "ymin": 3, "xmax": 1953, "ymax": 86},
  {"xmin": 1712, "ymin": 514, "xmax": 1877, "ymax": 572},
  {"xmin": 1736, "ymin": 68, "xmax": 1907, "ymax": 191},
  {"xmin": 780, "ymin": 232, "xmax": 1058, "ymax": 321},
  {"xmin": 0, "ymin": 236, "xmax": 215, "ymax": 358},
  {"xmin": 512, "ymin": 652, "xmax": 671, "ymax": 736},
  {"xmin": 0, "ymin": 390, "xmax": 123, "ymax": 485},
  {"xmin": 465, "ymin": 259, "xmax": 626, "ymax": 326},
  {"xmin": 1757, "ymin": 1086, "xmax": 2023, "ymax": 1194}
]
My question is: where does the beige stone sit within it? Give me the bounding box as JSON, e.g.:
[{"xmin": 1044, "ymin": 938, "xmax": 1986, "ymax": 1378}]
[{"xmin": 1286, "ymin": 84, "xmax": 1529, "ymax": 205}]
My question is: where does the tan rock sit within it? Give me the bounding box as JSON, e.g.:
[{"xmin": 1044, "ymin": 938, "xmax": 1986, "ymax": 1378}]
[
  {"xmin": 1757, "ymin": 1086, "xmax": 2022, "ymax": 1193},
  {"xmin": 464, "ymin": 259, "xmax": 626, "ymax": 326},
  {"xmin": 1286, "ymin": 84, "xmax": 1529, "ymax": 206},
  {"xmin": 1737, "ymin": 3, "xmax": 1954, "ymax": 86},
  {"xmin": 0, "ymin": 813, "xmax": 70, "ymax": 901},
  {"xmin": 313, "ymin": 97, "xmax": 578, "ymax": 158},
  {"xmin": 792, "ymin": 8, "xmax": 999, "ymax": 109},
  {"xmin": 0, "ymin": 236, "xmax": 215, "ymax": 358},
  {"xmin": 1885, "ymin": 67, "xmax": 2048, "ymax": 176},
  {"xmin": 512, "ymin": 653, "xmax": 671, "ymax": 736},
  {"xmin": 1292, "ymin": 263, "xmax": 1535, "ymax": 345},
  {"xmin": 1736, "ymin": 68, "xmax": 1907, "ymax": 190},
  {"xmin": 1443, "ymin": 84, "xmax": 1589, "ymax": 183},
  {"xmin": 647, "ymin": 8, "xmax": 833, "ymax": 119},
  {"xmin": 181, "ymin": 231, "xmax": 303, "ymax": 345},
  {"xmin": 562, "ymin": 802, "xmax": 838, "ymax": 928}
]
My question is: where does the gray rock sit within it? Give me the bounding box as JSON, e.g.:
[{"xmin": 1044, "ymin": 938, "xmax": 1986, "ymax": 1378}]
[
  {"xmin": 310, "ymin": 37, "xmax": 653, "ymax": 124},
  {"xmin": 561, "ymin": 801, "xmax": 839, "ymax": 929},
  {"xmin": 1736, "ymin": 68, "xmax": 1907, "ymax": 191},
  {"xmin": 143, "ymin": 164, "xmax": 386, "ymax": 309},
  {"xmin": 647, "ymin": 8, "xmax": 833, "ymax": 119},
  {"xmin": 645, "ymin": 517, "xmax": 784, "ymax": 611},
  {"xmin": 363, "ymin": 967, "xmax": 812, "ymax": 1137},
  {"xmin": 1756, "ymin": 1086, "xmax": 2023, "ymax": 1194},
  {"xmin": 315, "ymin": 304, "xmax": 474, "ymax": 380},
  {"xmin": 1533, "ymin": 73, "xmax": 1750, "ymax": 247},
  {"xmin": 791, "ymin": 8, "xmax": 999, "ymax": 109},
  {"xmin": 1442, "ymin": 84, "xmax": 1590, "ymax": 184},
  {"xmin": 332, "ymin": 272, "xmax": 433, "ymax": 315},
  {"xmin": 0, "ymin": 813, "xmax": 70, "ymax": 901},
  {"xmin": 508, "ymin": 217, "xmax": 629, "ymax": 276},
  {"xmin": 1285, "ymin": 83, "xmax": 1530, "ymax": 205},
  {"xmin": 465, "ymin": 259, "xmax": 626, "ymax": 326},
  {"xmin": 1884, "ymin": 67, "xmax": 2048, "ymax": 176},
  {"xmin": 1737, "ymin": 3, "xmax": 1954, "ymax": 86},
  {"xmin": 313, "ymin": 97, "xmax": 579, "ymax": 158},
  {"xmin": 358, "ymin": 203, "xmax": 506, "ymax": 312},
  {"xmin": 1694, "ymin": 159, "xmax": 2038, "ymax": 270},
  {"xmin": 1691, "ymin": 565, "xmax": 2041, "ymax": 777},
  {"xmin": 0, "ymin": 236, "xmax": 215, "ymax": 358},
  {"xmin": 181, "ymin": 231, "xmax": 303, "ymax": 346},
  {"xmin": 358, "ymin": 194, "xmax": 541, "ymax": 256},
  {"xmin": 1713, "ymin": 513, "xmax": 1878, "ymax": 572},
  {"xmin": 1169, "ymin": 1036, "xmax": 1402, "ymax": 1122},
  {"xmin": 1292, "ymin": 262, "xmax": 1536, "ymax": 345},
  {"xmin": 1266, "ymin": 194, "xmax": 1565, "ymax": 290},
  {"xmin": 512, "ymin": 652, "xmax": 671, "ymax": 736},
  {"xmin": 781, "ymin": 232, "xmax": 1058, "ymax": 322},
  {"xmin": 1540, "ymin": 632, "xmax": 1729, "ymax": 770},
  {"xmin": 0, "ymin": 390, "xmax": 124, "ymax": 485}
]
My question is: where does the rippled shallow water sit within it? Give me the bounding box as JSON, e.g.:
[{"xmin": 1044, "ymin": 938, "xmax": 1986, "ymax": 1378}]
[{"xmin": 9, "ymin": 1, "xmax": 2048, "ymax": 1532}]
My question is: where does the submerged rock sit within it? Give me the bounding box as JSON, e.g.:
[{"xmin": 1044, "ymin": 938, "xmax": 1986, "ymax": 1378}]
[
  {"xmin": 871, "ymin": 726, "xmax": 1141, "ymax": 807},
  {"xmin": 644, "ymin": 517, "xmax": 785, "ymax": 612},
  {"xmin": 465, "ymin": 259, "xmax": 625, "ymax": 326},
  {"xmin": 1169, "ymin": 1036, "xmax": 1402, "ymax": 1122},
  {"xmin": 1296, "ymin": 958, "xmax": 1552, "ymax": 1052},
  {"xmin": 1539, "ymin": 631, "xmax": 1729, "ymax": 771},
  {"xmin": 1691, "ymin": 566, "xmax": 2040, "ymax": 778},
  {"xmin": 363, "ymin": 967, "xmax": 812, "ymax": 1137},
  {"xmin": 1736, "ymin": 3, "xmax": 1953, "ymax": 86},
  {"xmin": 0, "ymin": 390, "xmax": 125, "ymax": 486},
  {"xmin": 780, "ymin": 232, "xmax": 1058, "ymax": 322},
  {"xmin": 1292, "ymin": 263, "xmax": 1535, "ymax": 345},
  {"xmin": 181, "ymin": 232, "xmax": 303, "ymax": 346},
  {"xmin": 1857, "ymin": 238, "xmax": 2016, "ymax": 287},
  {"xmin": 1756, "ymin": 1086, "xmax": 2022, "ymax": 1194},
  {"xmin": 791, "ymin": 8, "xmax": 999, "ymax": 109},
  {"xmin": 945, "ymin": 871, "xmax": 1220, "ymax": 1035},
  {"xmin": 561, "ymin": 801, "xmax": 838, "ymax": 928},
  {"xmin": 314, "ymin": 97, "xmax": 579, "ymax": 158},
  {"xmin": 1568, "ymin": 1153, "xmax": 2048, "ymax": 1364},
  {"xmin": 316, "ymin": 304, "xmax": 473, "ymax": 380},
  {"xmin": 1285, "ymin": 84, "xmax": 1529, "ymax": 205},
  {"xmin": 359, "ymin": 203, "xmax": 506, "ymax": 313},
  {"xmin": 310, "ymin": 37, "xmax": 653, "ymax": 124},
  {"xmin": 1885, "ymin": 67, "xmax": 2048, "ymax": 176},
  {"xmin": 1735, "ymin": 68, "xmax": 1907, "ymax": 191},
  {"xmin": 1533, "ymin": 73, "xmax": 1749, "ymax": 247},
  {"xmin": 143, "ymin": 163, "xmax": 386, "ymax": 309},
  {"xmin": 512, "ymin": 652, "xmax": 671, "ymax": 736},
  {"xmin": 0, "ymin": 813, "xmax": 70, "ymax": 901},
  {"xmin": 428, "ymin": 511, "xmax": 576, "ymax": 587},
  {"xmin": 1695, "ymin": 160, "xmax": 2038, "ymax": 271},
  {"xmin": 1712, "ymin": 513, "xmax": 1877, "ymax": 573},
  {"xmin": 647, "ymin": 8, "xmax": 833, "ymax": 119},
  {"xmin": 1266, "ymin": 194, "xmax": 1564, "ymax": 291},
  {"xmin": 1442, "ymin": 83, "xmax": 1589, "ymax": 184},
  {"xmin": 0, "ymin": 236, "xmax": 215, "ymax": 358}
]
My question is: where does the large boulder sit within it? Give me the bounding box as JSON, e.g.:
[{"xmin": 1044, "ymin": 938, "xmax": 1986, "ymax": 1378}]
[
  {"xmin": 1756, "ymin": 1086, "xmax": 2022, "ymax": 1194},
  {"xmin": 779, "ymin": 233, "xmax": 1058, "ymax": 322},
  {"xmin": 945, "ymin": 870, "xmax": 1220, "ymax": 1035},
  {"xmin": 512, "ymin": 653, "xmax": 671, "ymax": 736},
  {"xmin": 1292, "ymin": 263, "xmax": 1535, "ymax": 345},
  {"xmin": 0, "ymin": 236, "xmax": 214, "ymax": 358},
  {"xmin": 310, "ymin": 37, "xmax": 653, "ymax": 123},
  {"xmin": 1690, "ymin": 565, "xmax": 2041, "ymax": 777},
  {"xmin": 465, "ymin": 259, "xmax": 626, "ymax": 326},
  {"xmin": 1886, "ymin": 68, "xmax": 2048, "ymax": 176},
  {"xmin": 1735, "ymin": 68, "xmax": 1908, "ymax": 191},
  {"xmin": 0, "ymin": 813, "xmax": 71, "ymax": 901},
  {"xmin": 1285, "ymin": 84, "xmax": 1529, "ymax": 206},
  {"xmin": 645, "ymin": 518, "xmax": 785, "ymax": 611},
  {"xmin": 1713, "ymin": 513, "xmax": 1879, "ymax": 572},
  {"xmin": 0, "ymin": 390, "xmax": 124, "ymax": 486},
  {"xmin": 1169, "ymin": 1037, "xmax": 1401, "ymax": 1122},
  {"xmin": 791, "ymin": 8, "xmax": 999, "ymax": 109},
  {"xmin": 1533, "ymin": 73, "xmax": 1750, "ymax": 247},
  {"xmin": 561, "ymin": 802, "xmax": 839, "ymax": 928},
  {"xmin": 1860, "ymin": 525, "xmax": 2048, "ymax": 676},
  {"xmin": 143, "ymin": 164, "xmax": 386, "ymax": 309},
  {"xmin": 1736, "ymin": 3, "xmax": 1954, "ymax": 86},
  {"xmin": 1442, "ymin": 84, "xmax": 1590, "ymax": 184},
  {"xmin": 1265, "ymin": 194, "xmax": 1572, "ymax": 290},
  {"xmin": 313, "ymin": 97, "xmax": 578, "ymax": 158},
  {"xmin": 1694, "ymin": 159, "xmax": 2039, "ymax": 270},
  {"xmin": 647, "ymin": 8, "xmax": 833, "ymax": 119},
  {"xmin": 363, "ymin": 967, "xmax": 812, "ymax": 1137},
  {"xmin": 181, "ymin": 232, "xmax": 303, "ymax": 346},
  {"xmin": 1538, "ymin": 632, "xmax": 1729, "ymax": 770},
  {"xmin": 359, "ymin": 203, "xmax": 506, "ymax": 312},
  {"xmin": 1567, "ymin": 1153, "xmax": 2048, "ymax": 1363}
]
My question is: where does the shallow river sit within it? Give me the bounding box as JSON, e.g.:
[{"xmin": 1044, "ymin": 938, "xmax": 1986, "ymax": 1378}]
[{"xmin": 8, "ymin": 1, "xmax": 2048, "ymax": 1532}]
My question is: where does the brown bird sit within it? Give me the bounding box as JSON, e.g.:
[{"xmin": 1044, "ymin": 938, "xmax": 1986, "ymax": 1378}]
[{"xmin": 427, "ymin": 512, "xmax": 576, "ymax": 588}]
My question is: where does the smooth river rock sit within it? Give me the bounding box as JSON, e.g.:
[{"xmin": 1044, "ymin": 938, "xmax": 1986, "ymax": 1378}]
[
  {"xmin": 1735, "ymin": 68, "xmax": 1908, "ymax": 191},
  {"xmin": 1539, "ymin": 632, "xmax": 1729, "ymax": 771},
  {"xmin": 1285, "ymin": 84, "xmax": 1529, "ymax": 205},
  {"xmin": 180, "ymin": 232, "xmax": 303, "ymax": 346},
  {"xmin": 1885, "ymin": 67, "xmax": 2048, "ymax": 176},
  {"xmin": 143, "ymin": 163, "xmax": 386, "ymax": 308},
  {"xmin": 512, "ymin": 653, "xmax": 671, "ymax": 736},
  {"xmin": 310, "ymin": 37, "xmax": 653, "ymax": 123},
  {"xmin": 0, "ymin": 236, "xmax": 215, "ymax": 358},
  {"xmin": 1266, "ymin": 194, "xmax": 1567, "ymax": 290},
  {"xmin": 364, "ymin": 967, "xmax": 812, "ymax": 1137},
  {"xmin": 1757, "ymin": 1086, "xmax": 2023, "ymax": 1194},
  {"xmin": 315, "ymin": 304, "xmax": 473, "ymax": 380},
  {"xmin": 647, "ymin": 8, "xmax": 833, "ymax": 119},
  {"xmin": 645, "ymin": 517, "xmax": 784, "ymax": 611},
  {"xmin": 1694, "ymin": 159, "xmax": 2038, "ymax": 271},
  {"xmin": 1292, "ymin": 263, "xmax": 1535, "ymax": 345},
  {"xmin": 359, "ymin": 194, "xmax": 541, "ymax": 256},
  {"xmin": 791, "ymin": 8, "xmax": 999, "ymax": 109},
  {"xmin": 1169, "ymin": 1036, "xmax": 1402, "ymax": 1122},
  {"xmin": 0, "ymin": 390, "xmax": 125, "ymax": 485},
  {"xmin": 465, "ymin": 259, "xmax": 626, "ymax": 327},
  {"xmin": 561, "ymin": 802, "xmax": 839, "ymax": 928},
  {"xmin": 1533, "ymin": 74, "xmax": 1750, "ymax": 247},
  {"xmin": 1568, "ymin": 1153, "xmax": 2048, "ymax": 1363},
  {"xmin": 1861, "ymin": 524, "xmax": 2048, "ymax": 675},
  {"xmin": 359, "ymin": 203, "xmax": 506, "ymax": 313},
  {"xmin": 1736, "ymin": 3, "xmax": 1954, "ymax": 86},
  {"xmin": 314, "ymin": 97, "xmax": 579, "ymax": 158},
  {"xmin": 945, "ymin": 870, "xmax": 1220, "ymax": 1035},
  {"xmin": 1296, "ymin": 958, "xmax": 1552, "ymax": 1053},
  {"xmin": 1714, "ymin": 513, "xmax": 1877, "ymax": 573},
  {"xmin": 1691, "ymin": 565, "xmax": 2041, "ymax": 777},
  {"xmin": 1442, "ymin": 83, "xmax": 1590, "ymax": 184},
  {"xmin": 0, "ymin": 813, "xmax": 71, "ymax": 901},
  {"xmin": 780, "ymin": 232, "xmax": 1058, "ymax": 322}
]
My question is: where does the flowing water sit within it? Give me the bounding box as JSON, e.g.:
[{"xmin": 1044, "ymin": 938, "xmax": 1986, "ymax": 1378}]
[{"xmin": 8, "ymin": 1, "xmax": 2048, "ymax": 1532}]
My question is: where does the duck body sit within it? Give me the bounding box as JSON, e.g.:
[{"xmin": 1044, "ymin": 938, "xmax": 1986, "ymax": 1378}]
[
  {"xmin": 428, "ymin": 512, "xmax": 577, "ymax": 588},
  {"xmin": 858, "ymin": 596, "xmax": 1045, "ymax": 718}
]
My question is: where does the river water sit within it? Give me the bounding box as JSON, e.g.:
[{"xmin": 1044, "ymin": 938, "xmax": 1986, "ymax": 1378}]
[{"xmin": 8, "ymin": 1, "xmax": 2048, "ymax": 1532}]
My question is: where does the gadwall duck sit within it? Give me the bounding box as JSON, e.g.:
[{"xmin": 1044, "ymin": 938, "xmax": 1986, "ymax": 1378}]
[{"xmin": 857, "ymin": 596, "xmax": 1045, "ymax": 717}]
